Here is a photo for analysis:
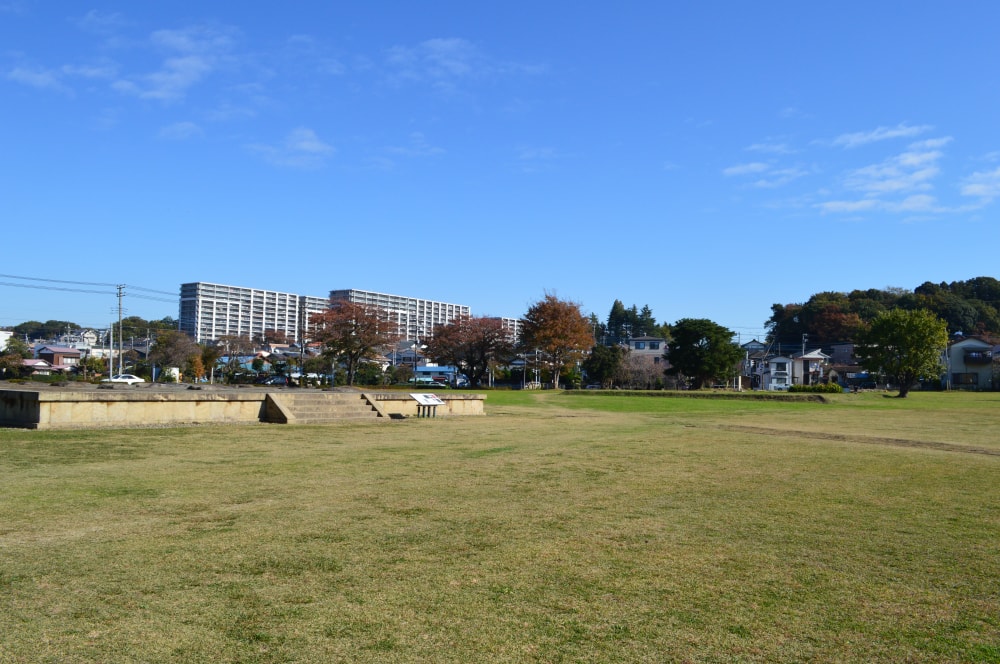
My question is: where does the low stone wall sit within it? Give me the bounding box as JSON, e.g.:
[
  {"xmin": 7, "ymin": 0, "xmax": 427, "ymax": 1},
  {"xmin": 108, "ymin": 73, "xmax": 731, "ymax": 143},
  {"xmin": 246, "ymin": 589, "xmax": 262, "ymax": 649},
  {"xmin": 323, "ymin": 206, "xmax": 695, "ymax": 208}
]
[
  {"xmin": 368, "ymin": 392, "xmax": 486, "ymax": 418},
  {"xmin": 0, "ymin": 386, "xmax": 485, "ymax": 429}
]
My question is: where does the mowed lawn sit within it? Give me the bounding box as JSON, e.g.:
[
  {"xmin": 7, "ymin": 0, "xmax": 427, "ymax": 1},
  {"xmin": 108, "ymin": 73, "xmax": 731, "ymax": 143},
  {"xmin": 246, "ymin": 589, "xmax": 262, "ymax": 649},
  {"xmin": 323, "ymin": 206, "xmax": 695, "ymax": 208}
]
[{"xmin": 1, "ymin": 391, "xmax": 998, "ymax": 663}]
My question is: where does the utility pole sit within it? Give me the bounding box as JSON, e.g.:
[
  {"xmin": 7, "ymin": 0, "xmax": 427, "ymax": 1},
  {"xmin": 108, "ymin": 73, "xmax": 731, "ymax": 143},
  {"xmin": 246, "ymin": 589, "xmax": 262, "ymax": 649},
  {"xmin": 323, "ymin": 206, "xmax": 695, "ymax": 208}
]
[{"xmin": 117, "ymin": 284, "xmax": 125, "ymax": 375}]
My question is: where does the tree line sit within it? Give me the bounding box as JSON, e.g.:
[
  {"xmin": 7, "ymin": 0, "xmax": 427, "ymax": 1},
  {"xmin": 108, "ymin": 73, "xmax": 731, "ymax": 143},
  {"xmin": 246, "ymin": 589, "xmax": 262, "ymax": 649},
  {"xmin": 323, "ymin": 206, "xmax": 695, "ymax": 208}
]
[{"xmin": 767, "ymin": 277, "xmax": 1000, "ymax": 344}]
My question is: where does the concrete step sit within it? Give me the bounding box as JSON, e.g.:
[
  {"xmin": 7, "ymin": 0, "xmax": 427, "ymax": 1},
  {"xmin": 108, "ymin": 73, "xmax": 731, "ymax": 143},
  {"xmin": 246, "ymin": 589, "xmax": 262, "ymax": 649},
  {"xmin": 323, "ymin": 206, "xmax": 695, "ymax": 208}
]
[{"xmin": 267, "ymin": 391, "xmax": 382, "ymax": 423}]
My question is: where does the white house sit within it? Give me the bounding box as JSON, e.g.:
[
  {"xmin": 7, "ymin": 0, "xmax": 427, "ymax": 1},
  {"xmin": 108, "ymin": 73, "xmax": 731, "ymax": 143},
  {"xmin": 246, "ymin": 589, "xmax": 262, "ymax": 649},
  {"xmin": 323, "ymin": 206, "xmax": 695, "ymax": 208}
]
[{"xmin": 946, "ymin": 337, "xmax": 995, "ymax": 390}]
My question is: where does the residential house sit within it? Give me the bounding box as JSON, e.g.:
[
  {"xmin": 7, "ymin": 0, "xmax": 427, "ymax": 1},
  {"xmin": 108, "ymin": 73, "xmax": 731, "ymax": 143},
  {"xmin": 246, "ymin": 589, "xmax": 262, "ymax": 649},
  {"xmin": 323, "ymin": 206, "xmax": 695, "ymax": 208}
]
[
  {"xmin": 626, "ymin": 336, "xmax": 666, "ymax": 365},
  {"xmin": 946, "ymin": 337, "xmax": 995, "ymax": 390},
  {"xmin": 35, "ymin": 346, "xmax": 81, "ymax": 369},
  {"xmin": 755, "ymin": 348, "xmax": 831, "ymax": 390}
]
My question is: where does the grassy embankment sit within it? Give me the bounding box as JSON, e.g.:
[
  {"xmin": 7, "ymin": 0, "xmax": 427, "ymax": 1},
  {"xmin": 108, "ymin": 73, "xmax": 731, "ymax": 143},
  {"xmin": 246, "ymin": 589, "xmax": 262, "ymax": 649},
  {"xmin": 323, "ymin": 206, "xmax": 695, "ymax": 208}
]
[{"xmin": 1, "ymin": 390, "xmax": 998, "ymax": 662}]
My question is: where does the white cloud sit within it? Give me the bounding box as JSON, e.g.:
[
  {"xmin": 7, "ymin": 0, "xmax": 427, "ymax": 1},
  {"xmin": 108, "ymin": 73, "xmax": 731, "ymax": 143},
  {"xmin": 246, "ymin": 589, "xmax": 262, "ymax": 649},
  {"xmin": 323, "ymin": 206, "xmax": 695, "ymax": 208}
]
[
  {"xmin": 722, "ymin": 162, "xmax": 769, "ymax": 176},
  {"xmin": 385, "ymin": 132, "xmax": 444, "ymax": 157},
  {"xmin": 76, "ymin": 10, "xmax": 127, "ymax": 35},
  {"xmin": 960, "ymin": 167, "xmax": 1000, "ymax": 202},
  {"xmin": 61, "ymin": 62, "xmax": 117, "ymax": 79},
  {"xmin": 248, "ymin": 127, "xmax": 334, "ymax": 168},
  {"xmin": 751, "ymin": 168, "xmax": 809, "ymax": 189},
  {"xmin": 284, "ymin": 127, "xmax": 332, "ymax": 154},
  {"xmin": 515, "ymin": 145, "xmax": 563, "ymax": 173},
  {"xmin": 6, "ymin": 65, "xmax": 70, "ymax": 93},
  {"xmin": 817, "ymin": 194, "xmax": 941, "ymax": 215},
  {"xmin": 113, "ymin": 25, "xmax": 237, "ymax": 102},
  {"xmin": 150, "ymin": 26, "xmax": 236, "ymax": 54},
  {"xmin": 842, "ymin": 143, "xmax": 945, "ymax": 195},
  {"xmin": 816, "ymin": 199, "xmax": 879, "ymax": 213},
  {"xmin": 746, "ymin": 141, "xmax": 795, "ymax": 155},
  {"xmin": 385, "ymin": 37, "xmax": 539, "ymax": 92},
  {"xmin": 832, "ymin": 123, "xmax": 932, "ymax": 149},
  {"xmin": 158, "ymin": 121, "xmax": 202, "ymax": 140}
]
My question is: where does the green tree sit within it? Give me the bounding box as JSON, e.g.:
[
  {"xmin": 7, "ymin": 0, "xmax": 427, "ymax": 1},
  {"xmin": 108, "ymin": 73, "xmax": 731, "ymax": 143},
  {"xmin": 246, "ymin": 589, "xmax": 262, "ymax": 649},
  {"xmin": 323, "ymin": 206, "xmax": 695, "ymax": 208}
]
[
  {"xmin": 520, "ymin": 294, "xmax": 594, "ymax": 389},
  {"xmin": 665, "ymin": 318, "xmax": 742, "ymax": 389},
  {"xmin": 581, "ymin": 344, "xmax": 624, "ymax": 388},
  {"xmin": 148, "ymin": 330, "xmax": 201, "ymax": 381},
  {"xmin": 4, "ymin": 335, "xmax": 33, "ymax": 359},
  {"xmin": 855, "ymin": 308, "xmax": 948, "ymax": 398}
]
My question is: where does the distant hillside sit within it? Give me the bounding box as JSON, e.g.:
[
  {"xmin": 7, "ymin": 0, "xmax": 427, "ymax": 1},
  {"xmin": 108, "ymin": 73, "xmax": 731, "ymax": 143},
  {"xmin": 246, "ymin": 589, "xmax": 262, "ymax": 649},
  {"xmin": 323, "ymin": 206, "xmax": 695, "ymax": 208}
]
[{"xmin": 766, "ymin": 277, "xmax": 1000, "ymax": 344}]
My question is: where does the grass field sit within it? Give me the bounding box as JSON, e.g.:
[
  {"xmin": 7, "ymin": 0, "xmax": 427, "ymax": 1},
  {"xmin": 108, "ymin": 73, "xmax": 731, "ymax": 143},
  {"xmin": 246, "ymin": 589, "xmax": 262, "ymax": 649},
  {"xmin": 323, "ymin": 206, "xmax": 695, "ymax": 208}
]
[{"xmin": 1, "ymin": 390, "xmax": 998, "ymax": 662}]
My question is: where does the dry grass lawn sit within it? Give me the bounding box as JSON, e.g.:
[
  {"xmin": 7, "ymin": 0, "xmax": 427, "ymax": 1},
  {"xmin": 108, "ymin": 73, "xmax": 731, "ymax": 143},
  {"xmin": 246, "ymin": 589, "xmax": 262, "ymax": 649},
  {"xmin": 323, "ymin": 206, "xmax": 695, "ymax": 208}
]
[{"xmin": 1, "ymin": 390, "xmax": 998, "ymax": 662}]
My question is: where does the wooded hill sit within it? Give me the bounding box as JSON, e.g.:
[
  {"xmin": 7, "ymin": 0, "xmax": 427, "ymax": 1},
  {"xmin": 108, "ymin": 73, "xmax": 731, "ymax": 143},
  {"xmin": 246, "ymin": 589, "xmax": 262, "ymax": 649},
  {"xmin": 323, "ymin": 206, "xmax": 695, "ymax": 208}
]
[{"xmin": 767, "ymin": 277, "xmax": 1000, "ymax": 344}]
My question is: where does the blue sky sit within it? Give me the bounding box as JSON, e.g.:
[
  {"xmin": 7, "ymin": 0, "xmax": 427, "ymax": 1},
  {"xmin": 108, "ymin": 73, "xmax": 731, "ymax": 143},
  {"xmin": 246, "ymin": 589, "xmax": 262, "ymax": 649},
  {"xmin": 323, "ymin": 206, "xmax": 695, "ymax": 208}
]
[{"xmin": 3, "ymin": 2, "xmax": 999, "ymax": 340}]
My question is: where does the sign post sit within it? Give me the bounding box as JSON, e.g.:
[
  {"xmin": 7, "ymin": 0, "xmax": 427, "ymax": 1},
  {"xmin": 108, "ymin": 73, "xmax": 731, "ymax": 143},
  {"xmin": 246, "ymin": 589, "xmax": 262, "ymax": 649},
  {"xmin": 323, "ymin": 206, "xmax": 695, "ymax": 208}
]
[{"xmin": 411, "ymin": 393, "xmax": 445, "ymax": 418}]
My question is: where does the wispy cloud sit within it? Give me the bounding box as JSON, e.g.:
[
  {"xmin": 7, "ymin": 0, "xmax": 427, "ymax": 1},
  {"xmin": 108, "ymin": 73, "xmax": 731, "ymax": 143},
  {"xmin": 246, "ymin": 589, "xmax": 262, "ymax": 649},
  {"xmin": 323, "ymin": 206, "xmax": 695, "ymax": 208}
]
[
  {"xmin": 158, "ymin": 121, "xmax": 202, "ymax": 140},
  {"xmin": 961, "ymin": 167, "xmax": 1000, "ymax": 202},
  {"xmin": 385, "ymin": 37, "xmax": 540, "ymax": 93},
  {"xmin": 747, "ymin": 141, "xmax": 795, "ymax": 155},
  {"xmin": 817, "ymin": 138, "xmax": 952, "ymax": 215},
  {"xmin": 75, "ymin": 9, "xmax": 128, "ymax": 35},
  {"xmin": 5, "ymin": 65, "xmax": 71, "ymax": 93},
  {"xmin": 817, "ymin": 194, "xmax": 942, "ymax": 215},
  {"xmin": 751, "ymin": 168, "xmax": 810, "ymax": 189},
  {"xmin": 515, "ymin": 145, "xmax": 564, "ymax": 173},
  {"xmin": 842, "ymin": 141, "xmax": 946, "ymax": 194},
  {"xmin": 385, "ymin": 132, "xmax": 444, "ymax": 158},
  {"xmin": 113, "ymin": 25, "xmax": 238, "ymax": 102},
  {"xmin": 248, "ymin": 127, "xmax": 334, "ymax": 168},
  {"xmin": 723, "ymin": 162, "xmax": 769, "ymax": 176},
  {"xmin": 723, "ymin": 160, "xmax": 808, "ymax": 188},
  {"xmin": 832, "ymin": 122, "xmax": 932, "ymax": 149}
]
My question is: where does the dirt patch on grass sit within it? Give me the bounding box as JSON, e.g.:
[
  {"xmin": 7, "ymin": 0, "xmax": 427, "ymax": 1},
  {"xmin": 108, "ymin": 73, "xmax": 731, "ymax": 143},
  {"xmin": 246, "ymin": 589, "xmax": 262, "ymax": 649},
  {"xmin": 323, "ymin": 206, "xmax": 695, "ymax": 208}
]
[{"xmin": 717, "ymin": 424, "xmax": 1000, "ymax": 457}]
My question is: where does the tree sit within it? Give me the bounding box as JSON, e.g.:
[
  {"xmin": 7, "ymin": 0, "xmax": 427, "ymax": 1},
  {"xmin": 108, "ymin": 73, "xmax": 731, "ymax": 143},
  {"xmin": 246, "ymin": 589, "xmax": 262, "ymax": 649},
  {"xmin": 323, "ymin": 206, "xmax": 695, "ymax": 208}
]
[
  {"xmin": 13, "ymin": 319, "xmax": 78, "ymax": 340},
  {"xmin": 622, "ymin": 353, "xmax": 663, "ymax": 390},
  {"xmin": 4, "ymin": 335, "xmax": 32, "ymax": 359},
  {"xmin": 581, "ymin": 344, "xmax": 624, "ymax": 388},
  {"xmin": 855, "ymin": 308, "xmax": 948, "ymax": 398},
  {"xmin": 665, "ymin": 318, "xmax": 742, "ymax": 389},
  {"xmin": 0, "ymin": 353, "xmax": 25, "ymax": 378},
  {"xmin": 424, "ymin": 315, "xmax": 514, "ymax": 388},
  {"xmin": 148, "ymin": 330, "xmax": 202, "ymax": 381},
  {"xmin": 200, "ymin": 344, "xmax": 223, "ymax": 382},
  {"xmin": 520, "ymin": 294, "xmax": 594, "ymax": 389},
  {"xmin": 217, "ymin": 335, "xmax": 255, "ymax": 381},
  {"xmin": 311, "ymin": 302, "xmax": 398, "ymax": 386}
]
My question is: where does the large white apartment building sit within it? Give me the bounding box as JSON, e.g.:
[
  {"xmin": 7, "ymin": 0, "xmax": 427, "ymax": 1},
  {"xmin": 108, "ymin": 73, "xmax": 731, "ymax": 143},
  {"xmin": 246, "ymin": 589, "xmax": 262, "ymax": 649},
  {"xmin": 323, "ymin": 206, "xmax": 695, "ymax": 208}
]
[
  {"xmin": 179, "ymin": 282, "xmax": 330, "ymax": 343},
  {"xmin": 329, "ymin": 289, "xmax": 470, "ymax": 341}
]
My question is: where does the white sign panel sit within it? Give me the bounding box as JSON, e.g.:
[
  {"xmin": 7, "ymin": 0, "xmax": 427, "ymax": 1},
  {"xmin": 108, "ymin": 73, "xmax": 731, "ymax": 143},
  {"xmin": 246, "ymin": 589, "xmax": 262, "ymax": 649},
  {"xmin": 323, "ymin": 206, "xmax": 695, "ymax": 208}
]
[{"xmin": 411, "ymin": 393, "xmax": 446, "ymax": 406}]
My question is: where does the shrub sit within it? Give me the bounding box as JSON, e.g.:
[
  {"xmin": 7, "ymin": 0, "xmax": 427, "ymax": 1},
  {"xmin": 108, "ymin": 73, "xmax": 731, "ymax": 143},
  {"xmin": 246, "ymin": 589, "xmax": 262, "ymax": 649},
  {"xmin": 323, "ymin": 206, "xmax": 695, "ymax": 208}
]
[{"xmin": 788, "ymin": 382, "xmax": 845, "ymax": 394}]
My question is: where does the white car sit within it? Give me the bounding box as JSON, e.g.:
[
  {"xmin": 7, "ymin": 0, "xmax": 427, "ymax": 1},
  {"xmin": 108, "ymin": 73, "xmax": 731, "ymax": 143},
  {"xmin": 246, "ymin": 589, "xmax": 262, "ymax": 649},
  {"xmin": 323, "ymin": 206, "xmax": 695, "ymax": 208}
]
[{"xmin": 101, "ymin": 374, "xmax": 146, "ymax": 385}]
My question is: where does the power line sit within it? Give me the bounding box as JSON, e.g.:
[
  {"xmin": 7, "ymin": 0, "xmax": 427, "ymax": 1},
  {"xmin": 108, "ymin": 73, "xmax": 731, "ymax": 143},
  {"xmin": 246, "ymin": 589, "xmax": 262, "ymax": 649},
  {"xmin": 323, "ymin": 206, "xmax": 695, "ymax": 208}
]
[
  {"xmin": 0, "ymin": 280, "xmax": 113, "ymax": 295},
  {"xmin": 0, "ymin": 273, "xmax": 117, "ymax": 288},
  {"xmin": 0, "ymin": 273, "xmax": 177, "ymax": 301}
]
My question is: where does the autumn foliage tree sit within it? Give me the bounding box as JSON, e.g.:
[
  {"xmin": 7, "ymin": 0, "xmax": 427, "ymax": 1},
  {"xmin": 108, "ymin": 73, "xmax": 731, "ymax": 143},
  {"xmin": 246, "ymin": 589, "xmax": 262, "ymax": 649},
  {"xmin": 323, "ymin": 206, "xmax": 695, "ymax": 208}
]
[
  {"xmin": 424, "ymin": 315, "xmax": 514, "ymax": 388},
  {"xmin": 310, "ymin": 302, "xmax": 398, "ymax": 386},
  {"xmin": 520, "ymin": 294, "xmax": 594, "ymax": 389}
]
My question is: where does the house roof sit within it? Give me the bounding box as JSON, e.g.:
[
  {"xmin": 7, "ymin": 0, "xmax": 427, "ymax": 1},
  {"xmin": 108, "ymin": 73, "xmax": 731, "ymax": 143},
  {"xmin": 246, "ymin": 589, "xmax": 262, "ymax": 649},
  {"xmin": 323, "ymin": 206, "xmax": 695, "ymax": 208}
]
[{"xmin": 35, "ymin": 345, "xmax": 81, "ymax": 356}]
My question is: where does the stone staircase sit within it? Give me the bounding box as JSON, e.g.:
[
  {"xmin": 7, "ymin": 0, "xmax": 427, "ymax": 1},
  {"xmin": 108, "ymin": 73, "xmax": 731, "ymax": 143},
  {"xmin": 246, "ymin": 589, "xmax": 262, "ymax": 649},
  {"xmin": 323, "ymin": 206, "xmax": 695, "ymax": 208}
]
[{"xmin": 263, "ymin": 391, "xmax": 384, "ymax": 424}]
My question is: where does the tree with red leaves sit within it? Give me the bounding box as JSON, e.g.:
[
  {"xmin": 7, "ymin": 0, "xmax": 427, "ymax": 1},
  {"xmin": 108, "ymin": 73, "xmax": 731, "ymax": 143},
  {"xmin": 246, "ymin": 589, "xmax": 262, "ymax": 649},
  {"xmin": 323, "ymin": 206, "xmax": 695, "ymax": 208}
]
[
  {"xmin": 310, "ymin": 302, "xmax": 398, "ymax": 386},
  {"xmin": 520, "ymin": 293, "xmax": 594, "ymax": 389},
  {"xmin": 425, "ymin": 316, "xmax": 515, "ymax": 388}
]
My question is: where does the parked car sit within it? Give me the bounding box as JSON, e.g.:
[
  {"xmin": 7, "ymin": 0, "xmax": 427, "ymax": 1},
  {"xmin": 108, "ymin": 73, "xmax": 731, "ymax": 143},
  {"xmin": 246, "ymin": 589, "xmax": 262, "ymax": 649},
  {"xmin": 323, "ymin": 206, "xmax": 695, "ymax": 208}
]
[
  {"xmin": 256, "ymin": 375, "xmax": 289, "ymax": 386},
  {"xmin": 101, "ymin": 374, "xmax": 145, "ymax": 385}
]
